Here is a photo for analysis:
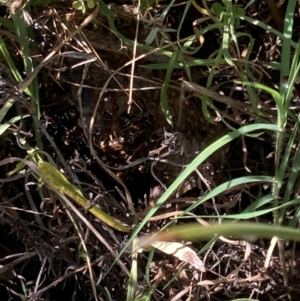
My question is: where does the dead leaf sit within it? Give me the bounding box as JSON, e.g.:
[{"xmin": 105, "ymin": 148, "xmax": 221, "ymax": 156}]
[{"xmin": 150, "ymin": 241, "xmax": 205, "ymax": 272}]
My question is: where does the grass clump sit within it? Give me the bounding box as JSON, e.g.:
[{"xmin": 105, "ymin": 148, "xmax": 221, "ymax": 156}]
[{"xmin": 1, "ymin": 1, "xmax": 300, "ymax": 300}]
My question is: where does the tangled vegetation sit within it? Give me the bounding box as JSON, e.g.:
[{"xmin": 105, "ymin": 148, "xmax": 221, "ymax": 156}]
[{"xmin": 1, "ymin": 1, "xmax": 300, "ymax": 300}]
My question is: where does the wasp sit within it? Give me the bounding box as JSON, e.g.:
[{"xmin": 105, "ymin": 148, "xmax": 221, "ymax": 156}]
[
  {"xmin": 102, "ymin": 91, "xmax": 113, "ymax": 123},
  {"xmin": 120, "ymin": 113, "xmax": 133, "ymax": 128},
  {"xmin": 103, "ymin": 104, "xmax": 112, "ymax": 122}
]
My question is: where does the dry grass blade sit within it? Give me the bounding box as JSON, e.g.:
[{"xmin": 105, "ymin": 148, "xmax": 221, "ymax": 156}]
[
  {"xmin": 0, "ymin": 250, "xmax": 38, "ymax": 280},
  {"xmin": 38, "ymin": 161, "xmax": 131, "ymax": 232},
  {"xmin": 17, "ymin": 5, "xmax": 99, "ymax": 93},
  {"xmin": 182, "ymin": 80, "xmax": 252, "ymax": 112},
  {"xmin": 44, "ymin": 190, "xmax": 130, "ymax": 276},
  {"xmin": 1, "ymin": 1, "xmax": 300, "ymax": 299}
]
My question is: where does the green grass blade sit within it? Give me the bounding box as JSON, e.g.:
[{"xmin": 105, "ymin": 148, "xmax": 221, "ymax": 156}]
[
  {"xmin": 278, "ymin": 115, "xmax": 300, "ymax": 222},
  {"xmin": 239, "ymin": 16, "xmax": 297, "ymax": 49},
  {"xmin": 0, "ymin": 115, "xmax": 30, "ymax": 135},
  {"xmin": 0, "ymin": 34, "xmax": 23, "ymax": 83},
  {"xmin": 181, "ymin": 198, "xmax": 300, "ymax": 220},
  {"xmin": 160, "ymin": 51, "xmax": 179, "ymax": 126},
  {"xmin": 279, "ymin": 0, "xmax": 297, "ymax": 87},
  {"xmin": 0, "ymin": 17, "xmax": 15, "ymax": 31},
  {"xmin": 11, "ymin": 9, "xmax": 39, "ymax": 113},
  {"xmin": 282, "ymin": 40, "xmax": 300, "ymax": 111},
  {"xmin": 126, "ymin": 238, "xmax": 139, "ymax": 301},
  {"xmin": 151, "ymin": 222, "xmax": 300, "ymax": 243},
  {"xmin": 117, "ymin": 124, "xmax": 279, "ymax": 258}
]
